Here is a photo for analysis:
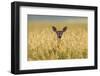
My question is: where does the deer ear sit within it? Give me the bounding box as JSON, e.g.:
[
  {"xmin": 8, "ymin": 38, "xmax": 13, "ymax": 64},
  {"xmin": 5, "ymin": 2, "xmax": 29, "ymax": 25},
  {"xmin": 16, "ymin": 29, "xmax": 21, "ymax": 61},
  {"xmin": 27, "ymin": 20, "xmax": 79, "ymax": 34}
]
[
  {"xmin": 52, "ymin": 26, "xmax": 56, "ymax": 32},
  {"xmin": 63, "ymin": 26, "xmax": 67, "ymax": 32}
]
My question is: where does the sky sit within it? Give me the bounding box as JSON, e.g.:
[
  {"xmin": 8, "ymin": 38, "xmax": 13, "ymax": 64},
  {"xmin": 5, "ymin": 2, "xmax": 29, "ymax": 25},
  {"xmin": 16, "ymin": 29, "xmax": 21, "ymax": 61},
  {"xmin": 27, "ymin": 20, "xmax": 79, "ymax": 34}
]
[{"xmin": 28, "ymin": 14, "xmax": 88, "ymax": 23}]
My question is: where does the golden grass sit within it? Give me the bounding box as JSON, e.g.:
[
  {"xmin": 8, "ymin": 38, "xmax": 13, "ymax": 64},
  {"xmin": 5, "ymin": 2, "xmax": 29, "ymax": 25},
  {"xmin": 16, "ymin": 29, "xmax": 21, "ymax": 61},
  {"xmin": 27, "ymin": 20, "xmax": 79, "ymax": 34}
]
[{"xmin": 28, "ymin": 21, "xmax": 88, "ymax": 61}]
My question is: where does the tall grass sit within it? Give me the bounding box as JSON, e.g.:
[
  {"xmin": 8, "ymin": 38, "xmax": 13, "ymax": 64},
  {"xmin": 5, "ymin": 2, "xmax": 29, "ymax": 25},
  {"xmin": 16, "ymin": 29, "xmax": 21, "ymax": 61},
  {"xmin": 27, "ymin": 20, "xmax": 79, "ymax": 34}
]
[{"xmin": 28, "ymin": 21, "xmax": 88, "ymax": 61}]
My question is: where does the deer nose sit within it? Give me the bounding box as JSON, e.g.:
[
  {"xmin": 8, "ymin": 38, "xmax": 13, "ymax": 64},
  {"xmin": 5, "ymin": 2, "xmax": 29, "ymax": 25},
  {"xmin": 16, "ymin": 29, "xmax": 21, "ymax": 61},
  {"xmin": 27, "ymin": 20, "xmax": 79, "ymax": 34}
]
[{"xmin": 58, "ymin": 36, "xmax": 61, "ymax": 39}]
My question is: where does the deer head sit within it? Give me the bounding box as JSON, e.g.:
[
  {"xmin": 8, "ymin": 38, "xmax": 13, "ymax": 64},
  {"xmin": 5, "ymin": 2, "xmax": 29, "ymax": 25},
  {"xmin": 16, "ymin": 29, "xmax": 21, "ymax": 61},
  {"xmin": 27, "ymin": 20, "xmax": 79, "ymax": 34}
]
[{"xmin": 52, "ymin": 26, "xmax": 67, "ymax": 39}]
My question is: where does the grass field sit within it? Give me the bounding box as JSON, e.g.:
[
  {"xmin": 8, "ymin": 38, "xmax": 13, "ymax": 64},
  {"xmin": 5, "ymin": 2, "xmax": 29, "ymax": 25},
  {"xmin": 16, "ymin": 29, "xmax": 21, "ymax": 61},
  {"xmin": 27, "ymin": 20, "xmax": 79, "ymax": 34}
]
[{"xmin": 27, "ymin": 16, "xmax": 88, "ymax": 61}]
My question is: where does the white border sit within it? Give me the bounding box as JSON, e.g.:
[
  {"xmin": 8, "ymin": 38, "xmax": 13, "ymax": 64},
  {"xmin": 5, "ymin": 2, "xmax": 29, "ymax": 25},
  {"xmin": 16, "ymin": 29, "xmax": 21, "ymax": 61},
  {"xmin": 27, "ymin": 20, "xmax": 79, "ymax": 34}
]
[{"xmin": 20, "ymin": 6, "xmax": 95, "ymax": 70}]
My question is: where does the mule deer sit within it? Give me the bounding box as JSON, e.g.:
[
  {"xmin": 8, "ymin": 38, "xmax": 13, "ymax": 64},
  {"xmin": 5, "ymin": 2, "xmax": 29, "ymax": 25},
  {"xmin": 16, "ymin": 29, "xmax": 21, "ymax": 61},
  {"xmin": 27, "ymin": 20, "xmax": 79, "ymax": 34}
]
[
  {"xmin": 52, "ymin": 26, "xmax": 67, "ymax": 51},
  {"xmin": 52, "ymin": 26, "xmax": 67, "ymax": 39}
]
